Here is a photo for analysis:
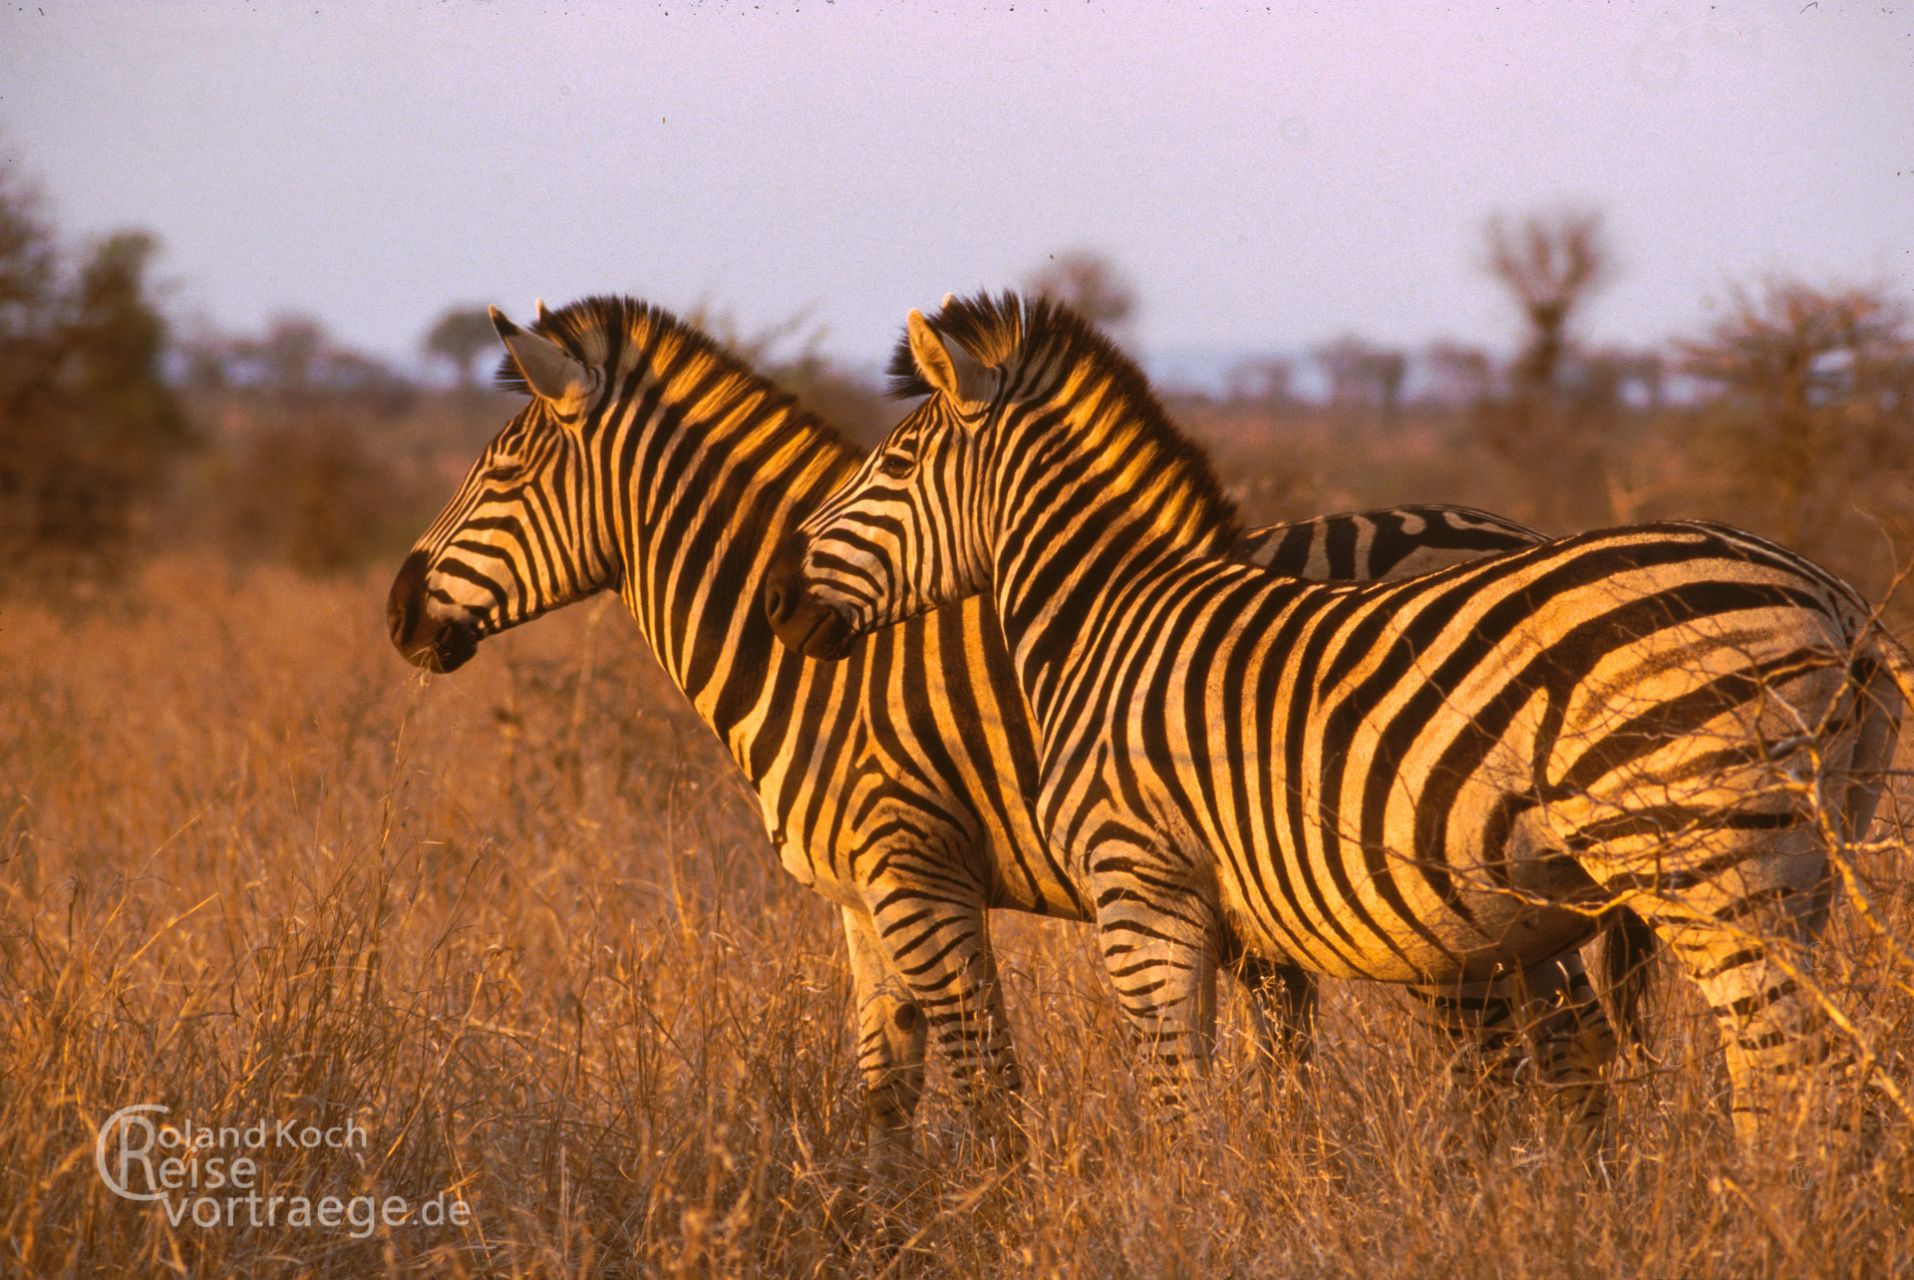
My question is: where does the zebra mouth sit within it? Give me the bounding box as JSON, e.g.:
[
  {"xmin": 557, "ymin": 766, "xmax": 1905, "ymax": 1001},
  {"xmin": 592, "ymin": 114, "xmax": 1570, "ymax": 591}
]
[
  {"xmin": 763, "ymin": 535, "xmax": 858, "ymax": 662},
  {"xmin": 781, "ymin": 607, "xmax": 857, "ymax": 662},
  {"xmin": 765, "ymin": 580, "xmax": 857, "ymax": 660},
  {"xmin": 408, "ymin": 620, "xmax": 480, "ymax": 673},
  {"xmin": 391, "ymin": 610, "xmax": 480, "ymax": 674}
]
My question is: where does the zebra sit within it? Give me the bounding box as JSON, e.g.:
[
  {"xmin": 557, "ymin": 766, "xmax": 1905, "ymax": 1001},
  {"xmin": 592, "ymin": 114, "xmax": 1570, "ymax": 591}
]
[
  {"xmin": 763, "ymin": 292, "xmax": 1910, "ymax": 1144},
  {"xmin": 386, "ymin": 297, "xmax": 1635, "ymax": 1157}
]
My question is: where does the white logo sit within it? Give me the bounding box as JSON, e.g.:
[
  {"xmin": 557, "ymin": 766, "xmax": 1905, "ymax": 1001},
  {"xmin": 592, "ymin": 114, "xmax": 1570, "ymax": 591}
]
[
  {"xmin": 94, "ymin": 1103, "xmax": 469, "ymax": 1236},
  {"xmin": 96, "ymin": 1103, "xmax": 176, "ymax": 1202}
]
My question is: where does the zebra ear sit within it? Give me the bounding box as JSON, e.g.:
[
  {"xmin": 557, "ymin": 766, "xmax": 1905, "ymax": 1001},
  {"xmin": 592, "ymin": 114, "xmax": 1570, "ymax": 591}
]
[
  {"xmin": 491, "ymin": 306, "xmax": 591, "ymax": 406},
  {"xmin": 907, "ymin": 309, "xmax": 994, "ymax": 410}
]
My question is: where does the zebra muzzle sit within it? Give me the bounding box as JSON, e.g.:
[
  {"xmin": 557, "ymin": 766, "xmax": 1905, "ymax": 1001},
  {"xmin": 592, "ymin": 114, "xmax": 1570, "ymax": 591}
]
[
  {"xmin": 387, "ymin": 551, "xmax": 481, "ymax": 673},
  {"xmin": 763, "ymin": 532, "xmax": 857, "ymax": 662}
]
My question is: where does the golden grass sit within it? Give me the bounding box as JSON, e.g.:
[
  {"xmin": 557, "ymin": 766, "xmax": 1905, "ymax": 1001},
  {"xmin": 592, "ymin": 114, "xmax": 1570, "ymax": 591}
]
[{"xmin": 4, "ymin": 555, "xmax": 1913, "ymax": 1277}]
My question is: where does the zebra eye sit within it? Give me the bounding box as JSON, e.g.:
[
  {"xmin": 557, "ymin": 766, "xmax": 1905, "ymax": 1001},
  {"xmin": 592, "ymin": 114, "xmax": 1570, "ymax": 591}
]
[
  {"xmin": 877, "ymin": 452, "xmax": 915, "ymax": 479},
  {"xmin": 488, "ymin": 459, "xmax": 525, "ymax": 482}
]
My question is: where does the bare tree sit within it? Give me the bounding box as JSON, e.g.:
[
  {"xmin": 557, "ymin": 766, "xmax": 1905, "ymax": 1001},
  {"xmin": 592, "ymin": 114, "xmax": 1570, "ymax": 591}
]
[
  {"xmin": 1421, "ymin": 339, "xmax": 1495, "ymax": 408},
  {"xmin": 1486, "ymin": 208, "xmax": 1611, "ymax": 401},
  {"xmin": 260, "ymin": 314, "xmax": 327, "ymax": 397},
  {"xmin": 1681, "ymin": 279, "xmax": 1903, "ymax": 405},
  {"xmin": 1023, "ymin": 249, "xmax": 1138, "ymax": 335},
  {"xmin": 1680, "ymin": 277, "xmax": 1912, "ymax": 546},
  {"xmin": 1314, "ymin": 335, "xmax": 1407, "ymax": 427},
  {"xmin": 423, "ymin": 305, "xmax": 500, "ymax": 389},
  {"xmin": 1224, "ymin": 355, "xmax": 1296, "ymax": 410}
]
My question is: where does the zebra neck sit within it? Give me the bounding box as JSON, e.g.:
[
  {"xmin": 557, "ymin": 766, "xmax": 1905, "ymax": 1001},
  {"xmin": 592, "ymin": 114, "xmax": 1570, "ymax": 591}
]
[
  {"xmin": 987, "ymin": 454, "xmax": 1228, "ymax": 733},
  {"xmin": 608, "ymin": 386, "xmax": 858, "ymax": 778}
]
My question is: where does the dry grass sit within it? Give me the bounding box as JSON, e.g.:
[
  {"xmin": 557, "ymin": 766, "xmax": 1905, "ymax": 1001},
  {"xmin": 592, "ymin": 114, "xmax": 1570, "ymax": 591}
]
[{"xmin": 4, "ymin": 555, "xmax": 1914, "ymax": 1278}]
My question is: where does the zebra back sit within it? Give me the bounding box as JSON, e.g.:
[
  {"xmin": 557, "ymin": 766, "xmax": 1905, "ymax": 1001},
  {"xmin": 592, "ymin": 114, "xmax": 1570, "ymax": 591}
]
[{"xmin": 1234, "ymin": 505, "xmax": 1543, "ymax": 581}]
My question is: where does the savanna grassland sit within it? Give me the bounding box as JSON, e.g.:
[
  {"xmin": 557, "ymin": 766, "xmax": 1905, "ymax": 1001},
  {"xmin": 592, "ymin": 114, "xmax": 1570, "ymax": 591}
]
[
  {"xmin": 4, "ymin": 223, "xmax": 1914, "ymax": 1274},
  {"xmin": 2, "ymin": 511, "xmax": 1912, "ymax": 1276}
]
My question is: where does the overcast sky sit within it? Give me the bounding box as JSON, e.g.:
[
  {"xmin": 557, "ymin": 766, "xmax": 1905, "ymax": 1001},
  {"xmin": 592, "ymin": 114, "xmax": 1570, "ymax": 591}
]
[{"xmin": 5, "ymin": 1, "xmax": 1910, "ymax": 373}]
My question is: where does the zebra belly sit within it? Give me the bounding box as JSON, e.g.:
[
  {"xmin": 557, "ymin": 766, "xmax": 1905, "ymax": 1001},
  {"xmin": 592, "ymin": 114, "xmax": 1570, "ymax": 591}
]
[
  {"xmin": 759, "ymin": 798, "xmax": 863, "ymax": 910},
  {"xmin": 1219, "ymin": 876, "xmax": 1598, "ymax": 984},
  {"xmin": 1206, "ymin": 774, "xmax": 1604, "ymax": 984}
]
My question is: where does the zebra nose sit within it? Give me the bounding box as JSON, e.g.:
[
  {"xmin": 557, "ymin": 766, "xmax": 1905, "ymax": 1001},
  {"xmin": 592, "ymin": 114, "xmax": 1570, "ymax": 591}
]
[
  {"xmin": 765, "ymin": 580, "xmax": 792, "ymax": 625},
  {"xmin": 387, "ymin": 551, "xmax": 429, "ymax": 649}
]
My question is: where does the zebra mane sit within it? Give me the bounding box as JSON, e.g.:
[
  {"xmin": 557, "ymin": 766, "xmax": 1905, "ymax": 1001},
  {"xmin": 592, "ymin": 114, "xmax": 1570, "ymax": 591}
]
[
  {"xmin": 887, "ymin": 290, "xmax": 1239, "ymax": 535},
  {"xmin": 491, "ymin": 294, "xmax": 852, "ymax": 449}
]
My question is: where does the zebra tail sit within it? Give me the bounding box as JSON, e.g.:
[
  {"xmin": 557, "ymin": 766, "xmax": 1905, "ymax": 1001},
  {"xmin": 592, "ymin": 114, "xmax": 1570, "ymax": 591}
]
[
  {"xmin": 1873, "ymin": 622, "xmax": 1914, "ymax": 714},
  {"xmin": 1597, "ymin": 906, "xmax": 1659, "ymax": 1052}
]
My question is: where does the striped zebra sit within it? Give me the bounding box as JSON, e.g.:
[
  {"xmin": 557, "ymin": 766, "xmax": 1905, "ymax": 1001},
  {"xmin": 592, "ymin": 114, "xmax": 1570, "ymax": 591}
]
[
  {"xmin": 385, "ymin": 298, "xmax": 1632, "ymax": 1156},
  {"xmin": 764, "ymin": 292, "xmax": 1910, "ymax": 1144},
  {"xmin": 1239, "ymin": 503, "xmax": 1541, "ymax": 582}
]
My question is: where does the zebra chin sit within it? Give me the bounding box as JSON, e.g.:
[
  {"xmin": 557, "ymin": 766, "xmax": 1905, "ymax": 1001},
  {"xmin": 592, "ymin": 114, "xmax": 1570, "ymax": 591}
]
[{"xmin": 387, "ymin": 552, "xmax": 482, "ymax": 673}]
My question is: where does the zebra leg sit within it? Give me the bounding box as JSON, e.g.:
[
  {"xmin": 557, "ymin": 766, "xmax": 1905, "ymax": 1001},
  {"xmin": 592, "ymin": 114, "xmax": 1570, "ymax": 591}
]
[
  {"xmin": 841, "ymin": 906, "xmax": 928, "ymax": 1170},
  {"xmin": 1582, "ymin": 822, "xmax": 1839, "ymax": 1147},
  {"xmin": 1556, "ymin": 655, "xmax": 1886, "ymax": 1146},
  {"xmin": 1087, "ymin": 838, "xmax": 1221, "ymax": 1114},
  {"xmin": 1520, "ymin": 952, "xmax": 1620, "ymax": 1125},
  {"xmin": 1221, "ymin": 935, "xmax": 1318, "ymax": 1066},
  {"xmin": 1410, "ymin": 950, "xmax": 1618, "ymax": 1127},
  {"xmin": 861, "ymin": 886, "xmax": 1024, "ymax": 1155}
]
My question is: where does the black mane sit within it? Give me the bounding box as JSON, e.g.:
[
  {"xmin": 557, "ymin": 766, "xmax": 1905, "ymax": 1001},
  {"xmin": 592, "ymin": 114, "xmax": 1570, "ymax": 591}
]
[
  {"xmin": 886, "ymin": 290, "xmax": 1239, "ymax": 533},
  {"xmin": 490, "ymin": 295, "xmax": 852, "ymax": 453}
]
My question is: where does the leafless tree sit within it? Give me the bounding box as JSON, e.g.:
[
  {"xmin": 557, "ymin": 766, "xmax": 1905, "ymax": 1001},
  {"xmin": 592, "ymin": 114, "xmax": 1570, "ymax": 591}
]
[
  {"xmin": 1470, "ymin": 208, "xmax": 1622, "ymax": 527},
  {"xmin": 1023, "ymin": 249, "xmax": 1138, "ymax": 335},
  {"xmin": 1315, "ymin": 335, "xmax": 1407, "ymax": 427},
  {"xmin": 1421, "ymin": 339, "xmax": 1495, "ymax": 408},
  {"xmin": 1681, "ymin": 279, "xmax": 1904, "ymax": 405},
  {"xmin": 1680, "ymin": 277, "xmax": 1912, "ymax": 547},
  {"xmin": 423, "ymin": 305, "xmax": 501, "ymax": 390},
  {"xmin": 1486, "ymin": 208, "xmax": 1611, "ymax": 401},
  {"xmin": 260, "ymin": 314, "xmax": 327, "ymax": 397},
  {"xmin": 1224, "ymin": 355, "xmax": 1296, "ymax": 410}
]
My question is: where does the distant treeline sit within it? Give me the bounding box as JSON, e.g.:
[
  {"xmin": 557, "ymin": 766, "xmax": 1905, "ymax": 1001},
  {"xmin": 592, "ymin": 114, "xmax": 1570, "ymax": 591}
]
[{"xmin": 1, "ymin": 165, "xmax": 1908, "ymax": 596}]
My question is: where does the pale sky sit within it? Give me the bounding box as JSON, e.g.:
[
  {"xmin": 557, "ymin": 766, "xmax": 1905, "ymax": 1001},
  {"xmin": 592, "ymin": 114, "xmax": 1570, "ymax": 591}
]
[{"xmin": 5, "ymin": 1, "xmax": 1911, "ymax": 372}]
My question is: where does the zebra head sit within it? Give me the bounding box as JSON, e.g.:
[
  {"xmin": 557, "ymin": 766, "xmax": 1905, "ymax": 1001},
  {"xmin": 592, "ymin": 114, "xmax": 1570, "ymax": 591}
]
[
  {"xmin": 388, "ymin": 305, "xmax": 615, "ymax": 672},
  {"xmin": 764, "ymin": 306, "xmax": 1001, "ymax": 660}
]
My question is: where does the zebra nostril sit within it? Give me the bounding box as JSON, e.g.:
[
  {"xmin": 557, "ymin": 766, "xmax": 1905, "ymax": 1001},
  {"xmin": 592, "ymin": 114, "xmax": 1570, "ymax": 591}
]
[
  {"xmin": 765, "ymin": 529, "xmax": 810, "ymax": 627},
  {"xmin": 387, "ymin": 550, "xmax": 430, "ymax": 648}
]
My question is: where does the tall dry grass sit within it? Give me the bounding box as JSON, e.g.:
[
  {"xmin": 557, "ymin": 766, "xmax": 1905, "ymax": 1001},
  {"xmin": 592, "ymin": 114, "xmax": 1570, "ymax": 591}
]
[{"xmin": 3, "ymin": 553, "xmax": 1912, "ymax": 1278}]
